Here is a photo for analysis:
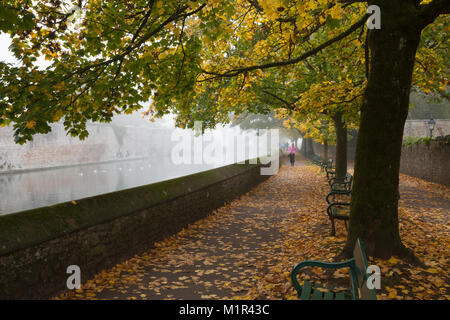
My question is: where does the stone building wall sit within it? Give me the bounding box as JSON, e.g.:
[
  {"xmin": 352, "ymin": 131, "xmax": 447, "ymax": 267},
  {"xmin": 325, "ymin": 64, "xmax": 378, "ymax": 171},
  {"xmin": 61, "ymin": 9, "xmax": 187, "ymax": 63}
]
[{"xmin": 0, "ymin": 124, "xmax": 173, "ymax": 172}]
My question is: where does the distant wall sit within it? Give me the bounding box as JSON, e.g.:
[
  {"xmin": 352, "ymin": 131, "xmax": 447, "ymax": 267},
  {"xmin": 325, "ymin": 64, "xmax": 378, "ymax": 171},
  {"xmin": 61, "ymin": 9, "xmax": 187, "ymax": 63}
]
[
  {"xmin": 0, "ymin": 124, "xmax": 174, "ymax": 173},
  {"xmin": 400, "ymin": 140, "xmax": 450, "ymax": 186},
  {"xmin": 0, "ymin": 159, "xmax": 275, "ymax": 299},
  {"xmin": 309, "ymin": 120, "xmax": 450, "ymax": 162},
  {"xmin": 403, "ymin": 119, "xmax": 450, "ymax": 138}
]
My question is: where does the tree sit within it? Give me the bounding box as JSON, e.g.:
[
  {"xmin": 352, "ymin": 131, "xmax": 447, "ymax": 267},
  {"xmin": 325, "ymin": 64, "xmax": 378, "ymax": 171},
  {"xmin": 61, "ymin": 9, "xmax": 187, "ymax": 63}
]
[
  {"xmin": 342, "ymin": 0, "xmax": 449, "ymax": 259},
  {"xmin": 232, "ymin": 112, "xmax": 303, "ymax": 145},
  {"xmin": 0, "ymin": 0, "xmax": 230, "ymax": 143},
  {"xmin": 191, "ymin": 0, "xmax": 449, "ymax": 258},
  {"xmin": 291, "ymin": 116, "xmax": 335, "ymax": 161},
  {"xmin": 272, "ymin": 50, "xmax": 364, "ymax": 179},
  {"xmin": 1, "ymin": 0, "xmax": 448, "ymax": 259}
]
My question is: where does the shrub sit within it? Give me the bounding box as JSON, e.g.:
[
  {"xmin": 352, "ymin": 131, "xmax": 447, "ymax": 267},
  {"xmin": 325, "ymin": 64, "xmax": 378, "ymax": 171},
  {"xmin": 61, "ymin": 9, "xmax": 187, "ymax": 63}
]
[{"xmin": 403, "ymin": 135, "xmax": 450, "ymax": 147}]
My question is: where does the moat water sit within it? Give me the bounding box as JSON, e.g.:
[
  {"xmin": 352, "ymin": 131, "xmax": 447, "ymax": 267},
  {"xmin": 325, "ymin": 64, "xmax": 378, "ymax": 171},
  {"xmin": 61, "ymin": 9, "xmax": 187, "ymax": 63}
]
[{"xmin": 0, "ymin": 156, "xmax": 235, "ymax": 215}]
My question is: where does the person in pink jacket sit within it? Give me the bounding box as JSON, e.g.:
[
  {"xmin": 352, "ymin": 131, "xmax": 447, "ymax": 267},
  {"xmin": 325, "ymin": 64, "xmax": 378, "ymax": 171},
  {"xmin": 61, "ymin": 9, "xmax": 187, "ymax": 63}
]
[{"xmin": 288, "ymin": 143, "xmax": 296, "ymax": 166}]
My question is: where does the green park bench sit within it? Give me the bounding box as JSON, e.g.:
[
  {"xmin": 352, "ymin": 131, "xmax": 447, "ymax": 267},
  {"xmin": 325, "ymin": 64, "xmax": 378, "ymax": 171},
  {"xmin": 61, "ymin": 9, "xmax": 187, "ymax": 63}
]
[
  {"xmin": 291, "ymin": 238, "xmax": 377, "ymax": 300},
  {"xmin": 310, "ymin": 155, "xmax": 333, "ymax": 174},
  {"xmin": 321, "ymin": 158, "xmax": 333, "ymax": 172},
  {"xmin": 325, "ymin": 165, "xmax": 335, "ymax": 180},
  {"xmin": 326, "ymin": 189, "xmax": 351, "ymax": 235},
  {"xmin": 310, "ymin": 154, "xmax": 323, "ymax": 166},
  {"xmin": 328, "ymin": 172, "xmax": 353, "ymax": 191}
]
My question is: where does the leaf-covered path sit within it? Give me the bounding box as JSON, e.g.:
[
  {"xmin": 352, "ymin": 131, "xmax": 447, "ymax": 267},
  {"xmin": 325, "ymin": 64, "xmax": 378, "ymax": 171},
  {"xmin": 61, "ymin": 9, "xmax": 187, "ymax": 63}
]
[{"xmin": 58, "ymin": 158, "xmax": 449, "ymax": 300}]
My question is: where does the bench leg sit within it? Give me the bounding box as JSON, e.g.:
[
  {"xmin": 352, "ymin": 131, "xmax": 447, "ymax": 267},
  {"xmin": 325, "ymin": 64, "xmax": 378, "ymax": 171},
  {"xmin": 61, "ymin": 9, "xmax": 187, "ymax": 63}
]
[{"xmin": 330, "ymin": 218, "xmax": 336, "ymax": 236}]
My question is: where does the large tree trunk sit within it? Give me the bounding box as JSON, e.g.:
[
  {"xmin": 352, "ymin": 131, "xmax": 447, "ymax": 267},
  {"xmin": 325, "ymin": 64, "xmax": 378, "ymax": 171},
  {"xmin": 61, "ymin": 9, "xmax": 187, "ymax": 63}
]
[
  {"xmin": 333, "ymin": 112, "xmax": 347, "ymax": 179},
  {"xmin": 344, "ymin": 3, "xmax": 422, "ymax": 259}
]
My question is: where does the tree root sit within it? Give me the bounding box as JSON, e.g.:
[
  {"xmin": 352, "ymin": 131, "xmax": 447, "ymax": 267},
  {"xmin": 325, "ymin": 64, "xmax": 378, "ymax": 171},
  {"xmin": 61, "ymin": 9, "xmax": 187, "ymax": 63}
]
[{"xmin": 338, "ymin": 237, "xmax": 424, "ymax": 267}]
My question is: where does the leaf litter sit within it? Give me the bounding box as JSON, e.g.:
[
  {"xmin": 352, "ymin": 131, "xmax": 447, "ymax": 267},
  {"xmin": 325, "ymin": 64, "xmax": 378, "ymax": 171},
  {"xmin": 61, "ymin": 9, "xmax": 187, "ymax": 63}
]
[{"xmin": 56, "ymin": 163, "xmax": 449, "ymax": 300}]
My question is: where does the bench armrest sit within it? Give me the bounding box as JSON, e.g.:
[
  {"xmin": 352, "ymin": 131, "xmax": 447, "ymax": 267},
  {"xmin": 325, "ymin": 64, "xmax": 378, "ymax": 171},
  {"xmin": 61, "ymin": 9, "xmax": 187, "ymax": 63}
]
[
  {"xmin": 328, "ymin": 177, "xmax": 344, "ymax": 184},
  {"xmin": 326, "ymin": 202, "xmax": 351, "ymax": 218},
  {"xmin": 291, "ymin": 259, "xmax": 356, "ymax": 294},
  {"xmin": 326, "ymin": 190, "xmax": 351, "ymax": 204},
  {"xmin": 330, "ymin": 183, "xmax": 352, "ymax": 193}
]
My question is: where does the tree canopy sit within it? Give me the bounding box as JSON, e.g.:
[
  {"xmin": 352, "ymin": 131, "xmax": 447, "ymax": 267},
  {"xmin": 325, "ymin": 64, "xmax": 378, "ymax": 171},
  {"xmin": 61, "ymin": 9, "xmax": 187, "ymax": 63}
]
[{"xmin": 1, "ymin": 0, "xmax": 447, "ymax": 144}]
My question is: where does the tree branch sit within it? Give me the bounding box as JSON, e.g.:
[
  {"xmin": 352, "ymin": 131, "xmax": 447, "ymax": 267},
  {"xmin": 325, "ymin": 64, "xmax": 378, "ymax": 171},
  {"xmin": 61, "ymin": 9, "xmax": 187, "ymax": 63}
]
[
  {"xmin": 339, "ymin": 0, "xmax": 367, "ymax": 8},
  {"xmin": 201, "ymin": 13, "xmax": 370, "ymax": 79},
  {"xmin": 262, "ymin": 89, "xmax": 292, "ymax": 108},
  {"xmin": 114, "ymin": 0, "xmax": 156, "ymax": 81},
  {"xmin": 66, "ymin": 3, "xmax": 206, "ymax": 81},
  {"xmin": 418, "ymin": 0, "xmax": 450, "ymax": 28}
]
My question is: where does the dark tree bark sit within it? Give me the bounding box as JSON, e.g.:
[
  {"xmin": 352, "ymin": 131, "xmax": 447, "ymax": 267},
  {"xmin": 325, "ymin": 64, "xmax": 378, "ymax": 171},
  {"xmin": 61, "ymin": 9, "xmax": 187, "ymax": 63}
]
[
  {"xmin": 323, "ymin": 139, "xmax": 328, "ymax": 162},
  {"xmin": 300, "ymin": 137, "xmax": 314, "ymax": 158},
  {"xmin": 333, "ymin": 112, "xmax": 347, "ymax": 179},
  {"xmin": 300, "ymin": 137, "xmax": 307, "ymax": 157},
  {"xmin": 307, "ymin": 138, "xmax": 315, "ymax": 157},
  {"xmin": 344, "ymin": 0, "xmax": 431, "ymax": 259}
]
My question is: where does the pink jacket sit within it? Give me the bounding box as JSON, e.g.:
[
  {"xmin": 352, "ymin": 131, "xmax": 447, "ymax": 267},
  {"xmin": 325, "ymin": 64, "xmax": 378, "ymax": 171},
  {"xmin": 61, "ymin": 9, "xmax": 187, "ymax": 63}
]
[{"xmin": 289, "ymin": 145, "xmax": 296, "ymax": 154}]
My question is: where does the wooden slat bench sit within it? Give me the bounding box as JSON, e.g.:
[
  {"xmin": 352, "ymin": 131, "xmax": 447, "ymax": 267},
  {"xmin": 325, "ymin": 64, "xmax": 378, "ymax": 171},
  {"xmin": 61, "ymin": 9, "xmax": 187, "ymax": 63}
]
[{"xmin": 291, "ymin": 238, "xmax": 377, "ymax": 300}]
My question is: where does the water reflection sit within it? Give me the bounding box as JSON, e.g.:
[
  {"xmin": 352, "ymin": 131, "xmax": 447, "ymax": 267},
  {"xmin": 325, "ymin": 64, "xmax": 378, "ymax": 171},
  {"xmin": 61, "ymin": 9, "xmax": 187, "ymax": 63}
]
[{"xmin": 0, "ymin": 156, "xmax": 233, "ymax": 215}]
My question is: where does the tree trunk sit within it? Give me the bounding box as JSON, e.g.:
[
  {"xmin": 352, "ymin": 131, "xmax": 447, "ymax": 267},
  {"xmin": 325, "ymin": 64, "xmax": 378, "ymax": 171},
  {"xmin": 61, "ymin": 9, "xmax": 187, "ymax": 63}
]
[
  {"xmin": 344, "ymin": 2, "xmax": 422, "ymax": 259},
  {"xmin": 323, "ymin": 139, "xmax": 328, "ymax": 162},
  {"xmin": 301, "ymin": 137, "xmax": 314, "ymax": 158},
  {"xmin": 333, "ymin": 112, "xmax": 347, "ymax": 179},
  {"xmin": 300, "ymin": 137, "xmax": 307, "ymax": 156},
  {"xmin": 307, "ymin": 138, "xmax": 315, "ymax": 158}
]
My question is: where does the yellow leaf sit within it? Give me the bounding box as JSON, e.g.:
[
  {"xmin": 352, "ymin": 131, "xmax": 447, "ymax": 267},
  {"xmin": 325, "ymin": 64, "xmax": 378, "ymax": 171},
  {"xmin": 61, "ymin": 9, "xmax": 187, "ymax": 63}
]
[
  {"xmin": 26, "ymin": 120, "xmax": 36, "ymax": 129},
  {"xmin": 388, "ymin": 289, "xmax": 398, "ymax": 299},
  {"xmin": 387, "ymin": 257, "xmax": 399, "ymax": 265}
]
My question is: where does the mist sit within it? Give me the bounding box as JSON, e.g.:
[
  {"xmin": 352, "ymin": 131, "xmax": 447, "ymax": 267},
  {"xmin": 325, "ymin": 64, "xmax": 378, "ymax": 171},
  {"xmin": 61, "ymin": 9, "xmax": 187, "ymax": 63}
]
[{"xmin": 0, "ymin": 110, "xmax": 270, "ymax": 215}]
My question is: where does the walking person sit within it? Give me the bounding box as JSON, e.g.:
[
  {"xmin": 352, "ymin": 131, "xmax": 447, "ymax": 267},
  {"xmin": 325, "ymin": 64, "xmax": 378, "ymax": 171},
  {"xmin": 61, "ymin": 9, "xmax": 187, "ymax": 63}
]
[{"xmin": 288, "ymin": 142, "xmax": 296, "ymax": 166}]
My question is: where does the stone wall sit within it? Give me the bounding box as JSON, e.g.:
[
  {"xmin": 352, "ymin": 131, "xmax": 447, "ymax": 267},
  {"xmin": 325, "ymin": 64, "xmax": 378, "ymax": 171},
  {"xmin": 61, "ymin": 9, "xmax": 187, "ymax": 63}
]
[
  {"xmin": 0, "ymin": 160, "xmax": 274, "ymax": 299},
  {"xmin": 400, "ymin": 140, "xmax": 450, "ymax": 186},
  {"xmin": 403, "ymin": 119, "xmax": 450, "ymax": 138},
  {"xmin": 309, "ymin": 119, "xmax": 450, "ymax": 162}
]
